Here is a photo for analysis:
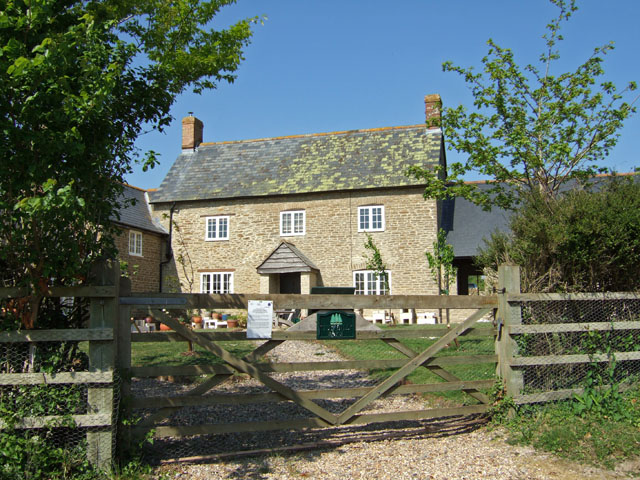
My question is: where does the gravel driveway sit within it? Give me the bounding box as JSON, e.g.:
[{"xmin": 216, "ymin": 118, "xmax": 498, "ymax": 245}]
[
  {"xmin": 137, "ymin": 339, "xmax": 635, "ymax": 479},
  {"xmin": 153, "ymin": 426, "xmax": 632, "ymax": 480}
]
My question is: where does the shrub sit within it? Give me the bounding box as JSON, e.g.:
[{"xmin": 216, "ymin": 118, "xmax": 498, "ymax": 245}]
[{"xmin": 478, "ymin": 176, "xmax": 640, "ymax": 292}]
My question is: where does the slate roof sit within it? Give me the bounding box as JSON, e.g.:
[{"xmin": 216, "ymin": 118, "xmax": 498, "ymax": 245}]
[
  {"xmin": 149, "ymin": 125, "xmax": 443, "ymax": 203},
  {"xmin": 112, "ymin": 185, "xmax": 168, "ymax": 235},
  {"xmin": 441, "ymin": 183, "xmax": 512, "ymax": 258}
]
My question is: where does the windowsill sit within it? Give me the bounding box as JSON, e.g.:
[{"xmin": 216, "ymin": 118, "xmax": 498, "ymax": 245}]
[
  {"xmin": 129, "ymin": 253, "xmax": 143, "ymax": 257},
  {"xmin": 280, "ymin": 233, "xmax": 305, "ymax": 237},
  {"xmin": 205, "ymin": 238, "xmax": 229, "ymax": 242},
  {"xmin": 358, "ymin": 229, "xmax": 385, "ymax": 233}
]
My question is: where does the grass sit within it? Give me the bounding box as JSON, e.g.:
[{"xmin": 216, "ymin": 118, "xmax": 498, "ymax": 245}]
[
  {"xmin": 130, "ymin": 338, "xmax": 255, "ymax": 367},
  {"xmin": 320, "ymin": 323, "xmax": 496, "ymax": 405},
  {"xmin": 128, "ymin": 324, "xmax": 495, "ymax": 405},
  {"xmin": 497, "ymin": 386, "xmax": 640, "ymax": 470}
]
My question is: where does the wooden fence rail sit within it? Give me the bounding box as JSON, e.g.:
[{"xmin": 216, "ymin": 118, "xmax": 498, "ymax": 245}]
[
  {"xmin": 3, "ymin": 262, "xmax": 640, "ymax": 466},
  {"xmin": 496, "ymin": 265, "xmax": 640, "ymax": 404},
  {"xmin": 129, "ymin": 326, "xmax": 495, "ymax": 343},
  {"xmin": 0, "ymin": 264, "xmax": 120, "ymax": 470},
  {"xmin": 120, "ymin": 292, "xmax": 498, "ymax": 310}
]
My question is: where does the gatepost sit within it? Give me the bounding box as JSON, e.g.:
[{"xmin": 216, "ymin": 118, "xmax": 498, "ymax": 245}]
[
  {"xmin": 496, "ymin": 264, "xmax": 524, "ymax": 398},
  {"xmin": 87, "ymin": 261, "xmax": 119, "ymax": 469}
]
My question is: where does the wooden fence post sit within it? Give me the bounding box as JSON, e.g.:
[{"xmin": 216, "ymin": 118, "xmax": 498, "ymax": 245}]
[
  {"xmin": 116, "ymin": 275, "xmax": 132, "ymax": 456},
  {"xmin": 87, "ymin": 261, "xmax": 119, "ymax": 470},
  {"xmin": 496, "ymin": 264, "xmax": 524, "ymax": 398}
]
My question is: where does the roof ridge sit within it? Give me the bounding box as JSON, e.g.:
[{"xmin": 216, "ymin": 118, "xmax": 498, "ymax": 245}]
[
  {"xmin": 463, "ymin": 171, "xmax": 638, "ymax": 186},
  {"xmin": 122, "ymin": 182, "xmax": 149, "ymax": 192},
  {"xmin": 199, "ymin": 124, "xmax": 426, "ymax": 147}
]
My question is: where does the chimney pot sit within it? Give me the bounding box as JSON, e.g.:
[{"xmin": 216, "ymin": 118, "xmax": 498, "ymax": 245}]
[
  {"xmin": 424, "ymin": 94, "xmax": 442, "ymax": 129},
  {"xmin": 182, "ymin": 115, "xmax": 203, "ymax": 150}
]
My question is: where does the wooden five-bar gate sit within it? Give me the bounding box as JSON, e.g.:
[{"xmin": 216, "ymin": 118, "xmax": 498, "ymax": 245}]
[{"xmin": 119, "ymin": 289, "xmax": 500, "ymax": 461}]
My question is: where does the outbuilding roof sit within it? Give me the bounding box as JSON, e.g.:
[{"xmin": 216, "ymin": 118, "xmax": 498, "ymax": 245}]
[
  {"xmin": 441, "ymin": 183, "xmax": 512, "ymax": 258},
  {"xmin": 442, "ymin": 174, "xmax": 640, "ymax": 258},
  {"xmin": 112, "ymin": 185, "xmax": 168, "ymax": 235},
  {"xmin": 149, "ymin": 125, "xmax": 443, "ymax": 203}
]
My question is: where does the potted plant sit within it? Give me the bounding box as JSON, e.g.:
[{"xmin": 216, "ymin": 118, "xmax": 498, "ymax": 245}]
[
  {"xmin": 191, "ymin": 309, "xmax": 203, "ymax": 328},
  {"xmin": 226, "ymin": 315, "xmax": 238, "ymax": 329}
]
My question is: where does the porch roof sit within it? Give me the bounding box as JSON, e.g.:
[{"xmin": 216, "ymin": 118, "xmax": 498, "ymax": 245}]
[{"xmin": 257, "ymin": 242, "xmax": 319, "ymax": 274}]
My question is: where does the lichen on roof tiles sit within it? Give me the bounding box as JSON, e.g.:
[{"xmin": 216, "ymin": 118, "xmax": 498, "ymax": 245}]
[{"xmin": 149, "ymin": 124, "xmax": 442, "ymax": 203}]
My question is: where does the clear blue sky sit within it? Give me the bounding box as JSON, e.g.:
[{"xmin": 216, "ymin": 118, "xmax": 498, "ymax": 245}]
[{"xmin": 126, "ymin": 0, "xmax": 640, "ymax": 190}]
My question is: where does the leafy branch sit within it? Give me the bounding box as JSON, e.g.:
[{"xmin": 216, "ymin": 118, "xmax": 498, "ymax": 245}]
[{"xmin": 408, "ymin": 0, "xmax": 638, "ymax": 211}]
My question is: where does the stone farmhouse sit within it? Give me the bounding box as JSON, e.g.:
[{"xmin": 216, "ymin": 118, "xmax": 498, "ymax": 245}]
[{"xmin": 147, "ymin": 95, "xmax": 449, "ymax": 305}]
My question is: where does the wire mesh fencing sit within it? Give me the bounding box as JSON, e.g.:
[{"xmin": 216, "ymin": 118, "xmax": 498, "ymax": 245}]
[
  {"xmin": 509, "ymin": 297, "xmax": 640, "ymax": 401},
  {"xmin": 0, "ymin": 335, "xmax": 120, "ymax": 469}
]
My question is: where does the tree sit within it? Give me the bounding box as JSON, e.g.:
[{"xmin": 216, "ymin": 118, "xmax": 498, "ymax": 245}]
[
  {"xmin": 364, "ymin": 234, "xmax": 389, "ymax": 294},
  {"xmin": 426, "ymin": 228, "xmax": 456, "ymax": 325},
  {"xmin": 0, "ymin": 0, "xmax": 254, "ymax": 327},
  {"xmin": 476, "ymin": 177, "xmax": 640, "ymax": 292},
  {"xmin": 408, "ymin": 0, "xmax": 638, "ymax": 211},
  {"xmin": 363, "ymin": 234, "xmax": 392, "ymax": 321}
]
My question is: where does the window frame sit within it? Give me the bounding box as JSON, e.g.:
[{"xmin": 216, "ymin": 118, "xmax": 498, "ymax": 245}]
[
  {"xmin": 280, "ymin": 210, "xmax": 306, "ymax": 236},
  {"xmin": 204, "ymin": 216, "xmax": 230, "ymax": 241},
  {"xmin": 353, "ymin": 270, "xmax": 391, "ymax": 295},
  {"xmin": 200, "ymin": 272, "xmax": 234, "ymax": 294},
  {"xmin": 128, "ymin": 230, "xmax": 143, "ymax": 257},
  {"xmin": 357, "ymin": 205, "xmax": 385, "ymax": 232}
]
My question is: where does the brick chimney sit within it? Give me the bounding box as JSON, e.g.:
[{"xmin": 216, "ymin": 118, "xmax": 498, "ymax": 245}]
[
  {"xmin": 182, "ymin": 114, "xmax": 203, "ymax": 150},
  {"xmin": 424, "ymin": 94, "xmax": 442, "ymax": 129}
]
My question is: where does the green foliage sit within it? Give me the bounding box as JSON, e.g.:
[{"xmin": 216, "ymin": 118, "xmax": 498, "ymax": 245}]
[
  {"xmin": 571, "ymin": 366, "xmax": 629, "ymax": 421},
  {"xmin": 498, "ymin": 326, "xmax": 640, "ymax": 470},
  {"xmin": 499, "ymin": 390, "xmax": 640, "ymax": 469},
  {"xmin": 0, "ymin": 0, "xmax": 254, "ymax": 325},
  {"xmin": 425, "ymin": 229, "xmax": 457, "ymax": 295},
  {"xmin": 477, "ymin": 177, "xmax": 640, "ymax": 292},
  {"xmin": 487, "ymin": 381, "xmax": 516, "ymax": 424},
  {"xmin": 0, "ymin": 385, "xmax": 83, "ymax": 420},
  {"xmin": 0, "ymin": 425, "xmax": 97, "ymax": 480},
  {"xmin": 0, "ymin": 342, "xmax": 92, "ymax": 478},
  {"xmin": 408, "ymin": 0, "xmax": 638, "ymax": 211},
  {"xmin": 569, "ymin": 328, "xmax": 639, "ymax": 422}
]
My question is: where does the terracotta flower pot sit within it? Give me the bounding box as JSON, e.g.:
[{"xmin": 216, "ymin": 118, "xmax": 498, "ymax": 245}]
[
  {"xmin": 159, "ymin": 323, "xmax": 172, "ymax": 331},
  {"xmin": 192, "ymin": 315, "xmax": 203, "ymax": 324},
  {"xmin": 212, "ymin": 312, "xmax": 222, "ymax": 320},
  {"xmin": 227, "ymin": 319, "xmax": 238, "ymax": 328}
]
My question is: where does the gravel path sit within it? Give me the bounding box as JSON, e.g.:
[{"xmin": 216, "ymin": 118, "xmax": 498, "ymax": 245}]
[
  {"xmin": 154, "ymin": 428, "xmax": 632, "ymax": 480},
  {"xmin": 134, "ymin": 339, "xmax": 635, "ymax": 479}
]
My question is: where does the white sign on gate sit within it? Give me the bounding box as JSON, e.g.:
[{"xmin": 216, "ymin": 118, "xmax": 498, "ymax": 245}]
[{"xmin": 247, "ymin": 300, "xmax": 273, "ymax": 339}]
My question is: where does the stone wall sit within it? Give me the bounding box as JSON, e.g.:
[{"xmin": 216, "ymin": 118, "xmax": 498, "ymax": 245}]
[
  {"xmin": 114, "ymin": 228, "xmax": 165, "ymax": 292},
  {"xmin": 153, "ymin": 186, "xmax": 440, "ymax": 297}
]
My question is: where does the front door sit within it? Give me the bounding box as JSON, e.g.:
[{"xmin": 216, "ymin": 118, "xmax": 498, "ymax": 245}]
[{"xmin": 280, "ymin": 272, "xmax": 301, "ymax": 294}]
